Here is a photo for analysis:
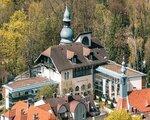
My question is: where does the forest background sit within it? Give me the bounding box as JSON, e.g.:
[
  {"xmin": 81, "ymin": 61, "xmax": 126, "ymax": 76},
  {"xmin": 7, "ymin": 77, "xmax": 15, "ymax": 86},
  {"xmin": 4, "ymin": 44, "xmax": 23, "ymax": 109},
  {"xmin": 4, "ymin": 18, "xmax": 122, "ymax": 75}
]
[{"xmin": 0, "ymin": 0, "xmax": 150, "ymax": 86}]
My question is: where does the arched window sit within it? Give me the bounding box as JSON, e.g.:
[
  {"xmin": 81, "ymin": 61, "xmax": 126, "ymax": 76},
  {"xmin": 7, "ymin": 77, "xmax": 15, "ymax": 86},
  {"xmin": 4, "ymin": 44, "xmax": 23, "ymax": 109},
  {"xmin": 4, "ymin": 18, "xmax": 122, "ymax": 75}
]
[
  {"xmin": 82, "ymin": 36, "xmax": 89, "ymax": 46},
  {"xmin": 64, "ymin": 72, "xmax": 67, "ymax": 79},
  {"xmin": 69, "ymin": 87, "xmax": 73, "ymax": 92},
  {"xmin": 67, "ymin": 72, "xmax": 69, "ymax": 79},
  {"xmin": 81, "ymin": 84, "xmax": 86, "ymax": 91},
  {"xmin": 87, "ymin": 83, "xmax": 91, "ymax": 89},
  {"xmin": 75, "ymin": 86, "xmax": 79, "ymax": 91},
  {"xmin": 63, "ymin": 88, "xmax": 67, "ymax": 94},
  {"xmin": 64, "ymin": 72, "xmax": 69, "ymax": 80}
]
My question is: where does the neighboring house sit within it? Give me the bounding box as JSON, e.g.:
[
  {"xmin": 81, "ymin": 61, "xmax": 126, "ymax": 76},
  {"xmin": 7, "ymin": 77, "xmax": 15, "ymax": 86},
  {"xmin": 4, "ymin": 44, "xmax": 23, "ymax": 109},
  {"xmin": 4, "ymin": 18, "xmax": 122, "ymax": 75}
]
[
  {"xmin": 1, "ymin": 101, "xmax": 57, "ymax": 120},
  {"xmin": 128, "ymin": 88, "xmax": 150, "ymax": 116},
  {"xmin": 2, "ymin": 77, "xmax": 57, "ymax": 109},
  {"xmin": 69, "ymin": 100, "xmax": 87, "ymax": 120},
  {"xmin": 94, "ymin": 61, "xmax": 146, "ymax": 102},
  {"xmin": 1, "ymin": 95, "xmax": 96, "ymax": 120},
  {"xmin": 44, "ymin": 95, "xmax": 94, "ymax": 120}
]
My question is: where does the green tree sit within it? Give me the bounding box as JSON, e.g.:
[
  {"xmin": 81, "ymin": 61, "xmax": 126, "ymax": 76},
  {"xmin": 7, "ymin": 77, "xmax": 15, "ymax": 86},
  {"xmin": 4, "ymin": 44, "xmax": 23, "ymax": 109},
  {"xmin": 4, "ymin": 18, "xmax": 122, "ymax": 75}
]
[{"xmin": 36, "ymin": 84, "xmax": 57, "ymax": 99}]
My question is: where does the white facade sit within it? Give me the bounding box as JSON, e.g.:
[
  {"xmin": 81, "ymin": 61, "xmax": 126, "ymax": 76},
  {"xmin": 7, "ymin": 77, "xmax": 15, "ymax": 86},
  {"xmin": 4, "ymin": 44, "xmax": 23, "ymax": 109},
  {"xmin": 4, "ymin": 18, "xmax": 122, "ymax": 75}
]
[
  {"xmin": 5, "ymin": 88, "xmax": 10, "ymax": 110},
  {"xmin": 40, "ymin": 66, "xmax": 61, "ymax": 83},
  {"xmin": 128, "ymin": 77, "xmax": 142, "ymax": 91}
]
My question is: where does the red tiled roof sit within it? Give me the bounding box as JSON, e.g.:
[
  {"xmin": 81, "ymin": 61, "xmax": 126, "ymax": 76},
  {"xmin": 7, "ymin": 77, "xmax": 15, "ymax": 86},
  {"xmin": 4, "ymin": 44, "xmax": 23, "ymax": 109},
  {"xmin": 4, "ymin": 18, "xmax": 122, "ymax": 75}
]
[
  {"xmin": 12, "ymin": 101, "xmax": 28, "ymax": 110},
  {"xmin": 4, "ymin": 109, "xmax": 16, "ymax": 118},
  {"xmin": 37, "ymin": 103, "xmax": 52, "ymax": 111},
  {"xmin": 129, "ymin": 88, "xmax": 150, "ymax": 113},
  {"xmin": 4, "ymin": 101, "xmax": 28, "ymax": 120},
  {"xmin": 3, "ymin": 101, "xmax": 57, "ymax": 120},
  {"xmin": 27, "ymin": 105, "xmax": 57, "ymax": 120}
]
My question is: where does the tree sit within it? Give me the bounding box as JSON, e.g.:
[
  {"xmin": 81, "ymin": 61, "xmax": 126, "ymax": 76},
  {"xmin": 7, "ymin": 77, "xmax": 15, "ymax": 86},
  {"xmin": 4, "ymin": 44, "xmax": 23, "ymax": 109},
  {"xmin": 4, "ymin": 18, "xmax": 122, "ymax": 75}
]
[
  {"xmin": 0, "ymin": 10, "xmax": 29, "ymax": 76},
  {"xmin": 0, "ymin": 0, "xmax": 14, "ymax": 26},
  {"xmin": 36, "ymin": 84, "xmax": 57, "ymax": 99},
  {"xmin": 106, "ymin": 109, "xmax": 142, "ymax": 120}
]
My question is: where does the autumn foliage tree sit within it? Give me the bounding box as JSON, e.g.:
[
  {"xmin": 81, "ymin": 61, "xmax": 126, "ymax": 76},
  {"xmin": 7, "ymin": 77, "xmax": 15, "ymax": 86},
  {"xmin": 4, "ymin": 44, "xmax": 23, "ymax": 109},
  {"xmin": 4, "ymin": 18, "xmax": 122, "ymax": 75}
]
[
  {"xmin": 0, "ymin": 0, "xmax": 150, "ymax": 85},
  {"xmin": 106, "ymin": 109, "xmax": 142, "ymax": 120},
  {"xmin": 36, "ymin": 84, "xmax": 57, "ymax": 100},
  {"xmin": 0, "ymin": 10, "xmax": 29, "ymax": 76}
]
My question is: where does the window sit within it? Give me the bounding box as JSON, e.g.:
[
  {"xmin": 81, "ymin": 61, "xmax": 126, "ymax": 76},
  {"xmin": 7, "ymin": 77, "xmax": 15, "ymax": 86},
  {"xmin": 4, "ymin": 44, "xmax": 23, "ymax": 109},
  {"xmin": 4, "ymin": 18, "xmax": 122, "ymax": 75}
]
[
  {"xmin": 123, "ymin": 77, "xmax": 126, "ymax": 85},
  {"xmin": 87, "ymin": 52, "xmax": 98, "ymax": 61},
  {"xmin": 70, "ymin": 55, "xmax": 81, "ymax": 64},
  {"xmin": 81, "ymin": 85, "xmax": 86, "ymax": 91},
  {"xmin": 87, "ymin": 83, "xmax": 91, "ymax": 89},
  {"xmin": 64, "ymin": 72, "xmax": 67, "ymax": 79},
  {"xmin": 63, "ymin": 88, "xmax": 67, "ymax": 94},
  {"xmin": 72, "ymin": 57, "xmax": 76, "ymax": 63},
  {"xmin": 75, "ymin": 86, "xmax": 79, "ymax": 91},
  {"xmin": 64, "ymin": 72, "xmax": 69, "ymax": 80},
  {"xmin": 82, "ymin": 36, "xmax": 89, "ymax": 46},
  {"xmin": 73, "ymin": 66, "xmax": 92, "ymax": 78},
  {"xmin": 83, "ymin": 114, "xmax": 85, "ymax": 119},
  {"xmin": 25, "ymin": 91, "xmax": 28, "ymax": 95},
  {"xmin": 69, "ymin": 87, "xmax": 73, "ymax": 92}
]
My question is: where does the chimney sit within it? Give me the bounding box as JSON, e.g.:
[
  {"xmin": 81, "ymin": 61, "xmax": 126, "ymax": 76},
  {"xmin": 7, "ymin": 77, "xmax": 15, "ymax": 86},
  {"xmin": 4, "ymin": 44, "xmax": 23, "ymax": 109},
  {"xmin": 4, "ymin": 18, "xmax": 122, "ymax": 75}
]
[
  {"xmin": 33, "ymin": 113, "xmax": 39, "ymax": 120},
  {"xmin": 66, "ymin": 93, "xmax": 74, "ymax": 103}
]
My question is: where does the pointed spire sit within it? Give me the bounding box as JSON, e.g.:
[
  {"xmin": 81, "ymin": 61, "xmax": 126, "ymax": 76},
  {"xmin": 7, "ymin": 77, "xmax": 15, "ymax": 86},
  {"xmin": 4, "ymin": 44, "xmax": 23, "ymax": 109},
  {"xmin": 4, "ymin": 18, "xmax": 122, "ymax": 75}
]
[
  {"xmin": 63, "ymin": 6, "xmax": 71, "ymax": 22},
  {"xmin": 121, "ymin": 57, "xmax": 127, "ymax": 74},
  {"xmin": 60, "ymin": 6, "xmax": 73, "ymax": 45}
]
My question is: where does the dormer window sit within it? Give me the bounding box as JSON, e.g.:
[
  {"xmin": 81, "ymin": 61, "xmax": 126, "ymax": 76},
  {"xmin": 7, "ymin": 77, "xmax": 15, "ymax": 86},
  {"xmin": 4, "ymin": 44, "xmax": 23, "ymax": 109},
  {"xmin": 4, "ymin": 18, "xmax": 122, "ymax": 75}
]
[
  {"xmin": 70, "ymin": 55, "xmax": 81, "ymax": 64},
  {"xmin": 66, "ymin": 50, "xmax": 81, "ymax": 64},
  {"xmin": 72, "ymin": 57, "xmax": 77, "ymax": 63},
  {"xmin": 87, "ymin": 52, "xmax": 98, "ymax": 61}
]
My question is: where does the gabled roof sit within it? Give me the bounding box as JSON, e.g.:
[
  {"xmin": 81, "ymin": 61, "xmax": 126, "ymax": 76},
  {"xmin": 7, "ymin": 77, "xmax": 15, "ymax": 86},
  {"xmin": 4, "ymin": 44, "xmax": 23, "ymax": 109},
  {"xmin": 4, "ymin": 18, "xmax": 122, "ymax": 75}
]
[
  {"xmin": 129, "ymin": 88, "xmax": 150, "ymax": 113},
  {"xmin": 35, "ymin": 41, "xmax": 107, "ymax": 72}
]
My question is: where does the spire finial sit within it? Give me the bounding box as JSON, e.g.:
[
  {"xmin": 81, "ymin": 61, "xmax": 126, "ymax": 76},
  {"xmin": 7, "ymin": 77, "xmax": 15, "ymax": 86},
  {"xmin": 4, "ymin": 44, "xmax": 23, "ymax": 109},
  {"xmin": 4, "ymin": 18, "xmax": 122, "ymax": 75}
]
[
  {"xmin": 121, "ymin": 57, "xmax": 127, "ymax": 74},
  {"xmin": 63, "ymin": 6, "xmax": 71, "ymax": 22}
]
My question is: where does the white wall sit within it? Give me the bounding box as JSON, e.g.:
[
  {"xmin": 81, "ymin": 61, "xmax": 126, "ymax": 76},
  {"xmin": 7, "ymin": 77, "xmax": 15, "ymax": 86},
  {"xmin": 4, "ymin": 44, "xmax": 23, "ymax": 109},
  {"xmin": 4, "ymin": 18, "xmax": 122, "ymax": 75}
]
[
  {"xmin": 129, "ymin": 77, "xmax": 142, "ymax": 91},
  {"xmin": 5, "ymin": 88, "xmax": 9, "ymax": 110},
  {"xmin": 40, "ymin": 66, "xmax": 61, "ymax": 83}
]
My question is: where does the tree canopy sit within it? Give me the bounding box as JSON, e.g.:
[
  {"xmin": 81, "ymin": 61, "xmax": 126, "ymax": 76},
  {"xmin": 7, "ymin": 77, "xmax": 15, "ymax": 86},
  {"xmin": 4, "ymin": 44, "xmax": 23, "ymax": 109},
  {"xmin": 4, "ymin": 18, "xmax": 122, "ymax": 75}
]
[
  {"xmin": 106, "ymin": 109, "xmax": 142, "ymax": 120},
  {"xmin": 36, "ymin": 84, "xmax": 57, "ymax": 100}
]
